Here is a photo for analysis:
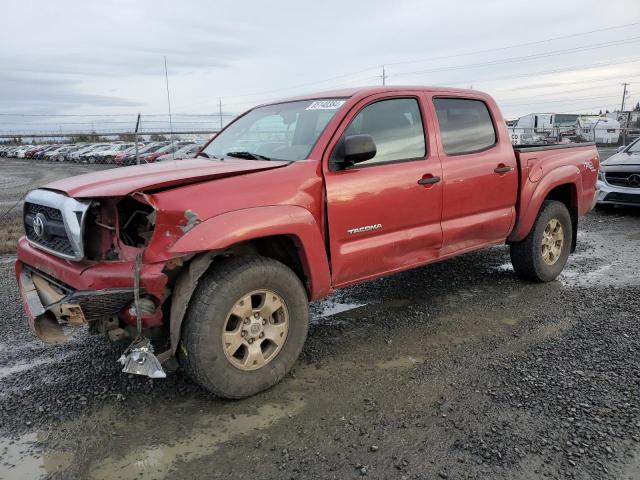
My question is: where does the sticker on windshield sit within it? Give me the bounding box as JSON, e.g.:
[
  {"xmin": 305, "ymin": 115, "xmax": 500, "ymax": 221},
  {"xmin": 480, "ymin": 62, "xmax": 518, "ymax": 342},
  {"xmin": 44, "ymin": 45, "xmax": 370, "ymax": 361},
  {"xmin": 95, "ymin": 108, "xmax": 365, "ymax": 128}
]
[{"xmin": 306, "ymin": 100, "xmax": 345, "ymax": 110}]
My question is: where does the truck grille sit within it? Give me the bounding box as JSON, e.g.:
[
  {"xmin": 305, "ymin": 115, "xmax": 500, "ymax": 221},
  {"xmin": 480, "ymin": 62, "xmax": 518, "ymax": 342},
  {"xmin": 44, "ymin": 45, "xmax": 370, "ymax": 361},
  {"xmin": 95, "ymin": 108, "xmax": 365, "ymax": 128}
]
[
  {"xmin": 65, "ymin": 290, "xmax": 135, "ymax": 321},
  {"xmin": 24, "ymin": 202, "xmax": 75, "ymax": 257},
  {"xmin": 605, "ymin": 172, "xmax": 640, "ymax": 188},
  {"xmin": 23, "ymin": 189, "xmax": 92, "ymax": 261},
  {"xmin": 604, "ymin": 192, "xmax": 640, "ymax": 204}
]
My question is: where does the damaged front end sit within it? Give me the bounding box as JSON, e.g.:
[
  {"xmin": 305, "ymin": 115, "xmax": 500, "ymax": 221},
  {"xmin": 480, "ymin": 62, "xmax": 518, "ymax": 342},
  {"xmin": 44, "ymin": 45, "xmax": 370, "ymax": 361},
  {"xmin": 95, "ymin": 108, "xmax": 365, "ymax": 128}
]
[{"xmin": 16, "ymin": 188, "xmax": 175, "ymax": 379}]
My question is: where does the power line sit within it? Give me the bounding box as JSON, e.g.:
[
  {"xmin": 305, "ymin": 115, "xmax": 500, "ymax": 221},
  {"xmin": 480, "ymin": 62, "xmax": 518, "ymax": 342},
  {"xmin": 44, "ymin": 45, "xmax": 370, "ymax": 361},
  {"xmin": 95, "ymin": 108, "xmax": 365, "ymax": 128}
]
[
  {"xmin": 390, "ymin": 36, "xmax": 640, "ymax": 78},
  {"xmin": 384, "ymin": 22, "xmax": 640, "ymax": 67},
  {"xmin": 175, "ymin": 22, "xmax": 640, "ymax": 108}
]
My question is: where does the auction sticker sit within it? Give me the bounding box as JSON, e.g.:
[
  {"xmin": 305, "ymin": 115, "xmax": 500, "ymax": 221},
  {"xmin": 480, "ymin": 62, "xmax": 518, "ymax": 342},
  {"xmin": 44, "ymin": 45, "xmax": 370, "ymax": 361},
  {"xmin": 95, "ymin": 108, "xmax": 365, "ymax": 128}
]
[{"xmin": 306, "ymin": 100, "xmax": 345, "ymax": 110}]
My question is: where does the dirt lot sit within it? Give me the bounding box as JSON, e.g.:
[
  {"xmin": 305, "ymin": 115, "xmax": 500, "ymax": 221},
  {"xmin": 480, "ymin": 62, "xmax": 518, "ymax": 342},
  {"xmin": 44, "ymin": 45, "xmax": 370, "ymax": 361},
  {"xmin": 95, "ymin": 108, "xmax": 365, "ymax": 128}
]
[{"xmin": 1, "ymin": 151, "xmax": 639, "ymax": 479}]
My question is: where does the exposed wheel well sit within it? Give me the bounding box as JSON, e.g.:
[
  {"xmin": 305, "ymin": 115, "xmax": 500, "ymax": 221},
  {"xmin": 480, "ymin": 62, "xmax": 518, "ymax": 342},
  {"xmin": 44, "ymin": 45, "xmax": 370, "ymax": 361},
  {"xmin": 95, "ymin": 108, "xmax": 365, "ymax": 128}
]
[
  {"xmin": 222, "ymin": 235, "xmax": 308, "ymax": 295},
  {"xmin": 544, "ymin": 183, "xmax": 578, "ymax": 252}
]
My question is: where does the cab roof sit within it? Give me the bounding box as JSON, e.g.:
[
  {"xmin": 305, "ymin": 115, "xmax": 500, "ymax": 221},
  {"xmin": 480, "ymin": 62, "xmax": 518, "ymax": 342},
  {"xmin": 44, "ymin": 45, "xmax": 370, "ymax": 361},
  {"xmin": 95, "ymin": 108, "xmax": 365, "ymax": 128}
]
[{"xmin": 268, "ymin": 85, "xmax": 484, "ymax": 105}]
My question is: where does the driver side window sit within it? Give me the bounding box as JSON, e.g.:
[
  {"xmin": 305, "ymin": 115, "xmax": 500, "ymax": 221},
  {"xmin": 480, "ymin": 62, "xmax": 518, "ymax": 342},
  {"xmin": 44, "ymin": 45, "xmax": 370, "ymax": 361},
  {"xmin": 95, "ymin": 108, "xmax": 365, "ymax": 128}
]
[{"xmin": 341, "ymin": 98, "xmax": 426, "ymax": 166}]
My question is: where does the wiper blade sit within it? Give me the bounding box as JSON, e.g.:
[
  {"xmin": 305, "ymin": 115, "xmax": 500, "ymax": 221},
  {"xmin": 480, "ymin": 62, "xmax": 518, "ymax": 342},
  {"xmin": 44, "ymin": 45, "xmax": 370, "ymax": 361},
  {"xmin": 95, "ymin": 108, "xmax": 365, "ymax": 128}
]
[
  {"xmin": 225, "ymin": 151, "xmax": 271, "ymax": 161},
  {"xmin": 196, "ymin": 151, "xmax": 218, "ymax": 159}
]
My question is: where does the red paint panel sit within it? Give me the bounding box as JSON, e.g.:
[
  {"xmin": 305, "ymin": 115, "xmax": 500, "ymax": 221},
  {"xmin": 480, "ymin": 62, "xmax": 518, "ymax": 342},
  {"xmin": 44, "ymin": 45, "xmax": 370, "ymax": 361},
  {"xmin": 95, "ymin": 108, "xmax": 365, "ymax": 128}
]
[{"xmin": 322, "ymin": 92, "xmax": 444, "ymax": 286}]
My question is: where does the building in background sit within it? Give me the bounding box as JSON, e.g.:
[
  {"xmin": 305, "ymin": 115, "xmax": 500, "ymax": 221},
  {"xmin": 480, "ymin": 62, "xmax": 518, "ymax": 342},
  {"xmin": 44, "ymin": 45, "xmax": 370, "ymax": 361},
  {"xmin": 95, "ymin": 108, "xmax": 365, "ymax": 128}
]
[{"xmin": 576, "ymin": 116, "xmax": 620, "ymax": 144}]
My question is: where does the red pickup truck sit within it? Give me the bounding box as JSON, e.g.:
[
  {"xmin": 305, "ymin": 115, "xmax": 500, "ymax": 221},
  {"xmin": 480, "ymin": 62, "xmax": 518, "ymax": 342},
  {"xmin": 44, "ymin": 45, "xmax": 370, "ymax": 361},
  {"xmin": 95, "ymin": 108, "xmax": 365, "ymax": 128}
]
[{"xmin": 15, "ymin": 86, "xmax": 599, "ymax": 398}]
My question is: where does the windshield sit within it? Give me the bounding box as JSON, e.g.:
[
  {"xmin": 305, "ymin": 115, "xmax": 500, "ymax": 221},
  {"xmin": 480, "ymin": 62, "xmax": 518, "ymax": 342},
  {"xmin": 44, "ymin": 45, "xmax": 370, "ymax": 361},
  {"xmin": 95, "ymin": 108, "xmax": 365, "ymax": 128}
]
[
  {"xmin": 627, "ymin": 138, "xmax": 640, "ymax": 153},
  {"xmin": 201, "ymin": 98, "xmax": 346, "ymax": 161}
]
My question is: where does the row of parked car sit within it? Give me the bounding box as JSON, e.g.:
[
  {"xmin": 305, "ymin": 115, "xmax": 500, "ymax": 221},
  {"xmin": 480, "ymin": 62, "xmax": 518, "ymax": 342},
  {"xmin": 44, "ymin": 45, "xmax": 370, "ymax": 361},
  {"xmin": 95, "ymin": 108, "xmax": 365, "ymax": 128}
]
[{"xmin": 0, "ymin": 141, "xmax": 203, "ymax": 165}]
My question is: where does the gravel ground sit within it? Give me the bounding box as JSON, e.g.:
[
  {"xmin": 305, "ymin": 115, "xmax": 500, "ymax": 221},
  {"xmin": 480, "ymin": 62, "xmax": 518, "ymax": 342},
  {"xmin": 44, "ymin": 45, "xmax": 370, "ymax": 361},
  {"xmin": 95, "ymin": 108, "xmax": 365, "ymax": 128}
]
[{"xmin": 1, "ymin": 151, "xmax": 639, "ymax": 479}]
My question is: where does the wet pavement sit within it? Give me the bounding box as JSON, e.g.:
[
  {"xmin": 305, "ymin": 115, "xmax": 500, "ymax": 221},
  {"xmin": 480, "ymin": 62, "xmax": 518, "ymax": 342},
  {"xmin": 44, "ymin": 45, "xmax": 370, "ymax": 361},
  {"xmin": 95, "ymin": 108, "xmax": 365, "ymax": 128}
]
[{"xmin": 1, "ymin": 151, "xmax": 639, "ymax": 479}]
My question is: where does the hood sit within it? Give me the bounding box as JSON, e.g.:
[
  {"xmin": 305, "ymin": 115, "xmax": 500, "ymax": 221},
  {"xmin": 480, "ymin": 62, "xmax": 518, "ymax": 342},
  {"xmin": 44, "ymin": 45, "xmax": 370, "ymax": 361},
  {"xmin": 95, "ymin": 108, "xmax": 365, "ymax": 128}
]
[
  {"xmin": 602, "ymin": 151, "xmax": 640, "ymax": 167},
  {"xmin": 44, "ymin": 158, "xmax": 289, "ymax": 198}
]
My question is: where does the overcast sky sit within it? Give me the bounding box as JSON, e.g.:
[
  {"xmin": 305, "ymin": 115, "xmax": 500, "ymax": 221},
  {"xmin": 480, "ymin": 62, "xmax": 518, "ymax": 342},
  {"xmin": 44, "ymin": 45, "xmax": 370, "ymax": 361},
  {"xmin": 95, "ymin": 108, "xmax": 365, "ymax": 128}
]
[{"xmin": 1, "ymin": 0, "xmax": 639, "ymax": 133}]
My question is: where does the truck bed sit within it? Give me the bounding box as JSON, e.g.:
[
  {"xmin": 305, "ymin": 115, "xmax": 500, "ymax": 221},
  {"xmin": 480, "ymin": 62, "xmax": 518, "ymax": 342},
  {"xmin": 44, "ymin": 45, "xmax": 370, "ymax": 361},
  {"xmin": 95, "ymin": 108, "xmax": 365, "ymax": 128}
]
[{"xmin": 514, "ymin": 142, "xmax": 595, "ymax": 153}]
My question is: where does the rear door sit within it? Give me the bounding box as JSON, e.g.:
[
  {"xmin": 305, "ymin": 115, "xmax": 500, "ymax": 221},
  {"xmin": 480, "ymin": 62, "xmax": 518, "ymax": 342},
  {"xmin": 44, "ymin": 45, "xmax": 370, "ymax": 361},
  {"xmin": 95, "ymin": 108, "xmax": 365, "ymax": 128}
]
[
  {"xmin": 431, "ymin": 96, "xmax": 518, "ymax": 255},
  {"xmin": 323, "ymin": 94, "xmax": 443, "ymax": 287}
]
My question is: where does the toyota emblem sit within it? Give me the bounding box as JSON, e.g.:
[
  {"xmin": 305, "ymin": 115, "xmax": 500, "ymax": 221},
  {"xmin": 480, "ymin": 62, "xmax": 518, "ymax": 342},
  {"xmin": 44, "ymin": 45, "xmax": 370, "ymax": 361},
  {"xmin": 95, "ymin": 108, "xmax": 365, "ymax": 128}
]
[
  {"xmin": 33, "ymin": 213, "xmax": 46, "ymax": 238},
  {"xmin": 628, "ymin": 174, "xmax": 640, "ymax": 188}
]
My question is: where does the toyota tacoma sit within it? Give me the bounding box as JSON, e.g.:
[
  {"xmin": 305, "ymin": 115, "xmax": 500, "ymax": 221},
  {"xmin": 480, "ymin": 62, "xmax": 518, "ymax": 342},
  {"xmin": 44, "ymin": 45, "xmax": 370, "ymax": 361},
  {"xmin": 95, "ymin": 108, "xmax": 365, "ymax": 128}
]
[{"xmin": 15, "ymin": 86, "xmax": 599, "ymax": 398}]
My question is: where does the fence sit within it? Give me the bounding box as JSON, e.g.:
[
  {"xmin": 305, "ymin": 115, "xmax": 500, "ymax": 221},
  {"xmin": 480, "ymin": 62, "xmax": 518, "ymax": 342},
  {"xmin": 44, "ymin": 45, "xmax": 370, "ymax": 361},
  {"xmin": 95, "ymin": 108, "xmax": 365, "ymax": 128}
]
[{"xmin": 508, "ymin": 126, "xmax": 640, "ymax": 146}]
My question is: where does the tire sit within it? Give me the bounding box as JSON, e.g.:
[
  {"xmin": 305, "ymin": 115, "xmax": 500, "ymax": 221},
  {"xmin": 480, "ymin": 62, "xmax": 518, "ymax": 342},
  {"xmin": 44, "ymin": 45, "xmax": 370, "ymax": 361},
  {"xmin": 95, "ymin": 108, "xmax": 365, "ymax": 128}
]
[
  {"xmin": 178, "ymin": 256, "xmax": 309, "ymax": 399},
  {"xmin": 88, "ymin": 156, "xmax": 96, "ymax": 164},
  {"xmin": 510, "ymin": 200, "xmax": 573, "ymax": 282}
]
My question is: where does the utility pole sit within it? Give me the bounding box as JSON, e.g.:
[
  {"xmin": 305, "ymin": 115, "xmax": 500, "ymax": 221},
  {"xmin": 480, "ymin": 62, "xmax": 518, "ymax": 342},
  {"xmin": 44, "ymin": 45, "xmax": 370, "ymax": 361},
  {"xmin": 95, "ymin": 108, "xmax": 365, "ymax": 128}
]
[
  {"xmin": 621, "ymin": 83, "xmax": 630, "ymax": 145},
  {"xmin": 381, "ymin": 65, "xmax": 386, "ymax": 86},
  {"xmin": 164, "ymin": 56, "xmax": 175, "ymax": 161},
  {"xmin": 134, "ymin": 113, "xmax": 141, "ymax": 165},
  {"xmin": 219, "ymin": 98, "xmax": 223, "ymax": 132}
]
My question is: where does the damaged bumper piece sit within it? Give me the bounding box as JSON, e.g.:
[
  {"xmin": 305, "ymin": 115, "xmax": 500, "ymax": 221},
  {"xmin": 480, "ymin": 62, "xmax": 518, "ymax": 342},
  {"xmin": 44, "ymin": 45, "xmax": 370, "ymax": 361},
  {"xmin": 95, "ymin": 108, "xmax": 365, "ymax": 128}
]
[{"xmin": 16, "ymin": 261, "xmax": 167, "ymax": 379}]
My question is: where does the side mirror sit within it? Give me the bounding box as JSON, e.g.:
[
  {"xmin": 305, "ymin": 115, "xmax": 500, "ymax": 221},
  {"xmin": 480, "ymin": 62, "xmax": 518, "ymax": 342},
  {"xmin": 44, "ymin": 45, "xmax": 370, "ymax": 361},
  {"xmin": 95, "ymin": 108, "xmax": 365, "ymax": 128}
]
[
  {"xmin": 330, "ymin": 134, "xmax": 377, "ymax": 170},
  {"xmin": 617, "ymin": 145, "xmax": 626, "ymax": 153}
]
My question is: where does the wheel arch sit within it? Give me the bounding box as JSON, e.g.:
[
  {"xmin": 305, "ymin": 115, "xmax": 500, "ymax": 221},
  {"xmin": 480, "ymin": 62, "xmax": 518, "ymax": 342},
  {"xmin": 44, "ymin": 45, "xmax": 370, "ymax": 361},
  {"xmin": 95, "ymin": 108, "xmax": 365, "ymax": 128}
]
[
  {"xmin": 166, "ymin": 206, "xmax": 332, "ymax": 355},
  {"xmin": 509, "ymin": 166, "xmax": 582, "ymax": 249}
]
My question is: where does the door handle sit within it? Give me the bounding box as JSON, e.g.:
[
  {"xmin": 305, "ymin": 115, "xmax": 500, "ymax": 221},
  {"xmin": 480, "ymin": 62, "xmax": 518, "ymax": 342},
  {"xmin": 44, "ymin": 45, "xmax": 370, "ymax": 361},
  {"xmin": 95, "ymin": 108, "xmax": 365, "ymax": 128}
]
[
  {"xmin": 417, "ymin": 176, "xmax": 441, "ymax": 185},
  {"xmin": 494, "ymin": 165, "xmax": 512, "ymax": 174}
]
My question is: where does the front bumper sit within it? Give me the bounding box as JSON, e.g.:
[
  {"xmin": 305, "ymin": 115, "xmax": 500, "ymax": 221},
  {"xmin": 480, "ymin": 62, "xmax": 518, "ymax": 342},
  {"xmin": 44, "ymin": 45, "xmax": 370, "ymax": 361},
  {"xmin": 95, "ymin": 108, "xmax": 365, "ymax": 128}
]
[
  {"xmin": 16, "ymin": 237, "xmax": 168, "ymax": 341},
  {"xmin": 596, "ymin": 180, "xmax": 640, "ymax": 207}
]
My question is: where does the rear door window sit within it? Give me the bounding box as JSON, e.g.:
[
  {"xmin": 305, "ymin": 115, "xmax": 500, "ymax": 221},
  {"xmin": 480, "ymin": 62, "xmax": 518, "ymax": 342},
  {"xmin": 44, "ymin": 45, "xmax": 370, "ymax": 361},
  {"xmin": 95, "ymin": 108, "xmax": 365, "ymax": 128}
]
[{"xmin": 433, "ymin": 98, "xmax": 497, "ymax": 155}]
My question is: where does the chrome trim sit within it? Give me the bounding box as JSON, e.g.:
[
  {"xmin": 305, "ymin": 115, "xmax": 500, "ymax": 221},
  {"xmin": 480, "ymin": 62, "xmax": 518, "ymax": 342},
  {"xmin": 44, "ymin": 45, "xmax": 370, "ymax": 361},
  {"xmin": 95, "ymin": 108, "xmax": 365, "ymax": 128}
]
[{"xmin": 24, "ymin": 189, "xmax": 92, "ymax": 261}]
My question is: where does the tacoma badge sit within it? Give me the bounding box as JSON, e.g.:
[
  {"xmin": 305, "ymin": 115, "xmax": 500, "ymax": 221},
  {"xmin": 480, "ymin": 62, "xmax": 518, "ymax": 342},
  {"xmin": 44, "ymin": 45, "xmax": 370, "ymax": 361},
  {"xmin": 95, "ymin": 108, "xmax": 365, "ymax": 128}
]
[{"xmin": 347, "ymin": 224, "xmax": 382, "ymax": 235}]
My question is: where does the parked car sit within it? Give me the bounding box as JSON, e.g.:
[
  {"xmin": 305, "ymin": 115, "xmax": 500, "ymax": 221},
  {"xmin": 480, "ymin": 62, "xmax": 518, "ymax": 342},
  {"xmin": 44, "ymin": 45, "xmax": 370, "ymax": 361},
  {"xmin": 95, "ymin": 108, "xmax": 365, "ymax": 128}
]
[
  {"xmin": 24, "ymin": 146, "xmax": 44, "ymax": 159},
  {"xmin": 155, "ymin": 143, "xmax": 202, "ymax": 162},
  {"xmin": 77, "ymin": 144, "xmax": 115, "ymax": 163},
  {"xmin": 596, "ymin": 137, "xmax": 640, "ymax": 207},
  {"xmin": 88, "ymin": 143, "xmax": 136, "ymax": 164},
  {"xmin": 34, "ymin": 145, "xmax": 61, "ymax": 160},
  {"xmin": 117, "ymin": 142, "xmax": 169, "ymax": 165},
  {"xmin": 15, "ymin": 145, "xmax": 34, "ymax": 158},
  {"xmin": 43, "ymin": 145, "xmax": 71, "ymax": 162},
  {"xmin": 15, "ymin": 86, "xmax": 599, "ymax": 398},
  {"xmin": 142, "ymin": 142, "xmax": 194, "ymax": 163},
  {"xmin": 69, "ymin": 144, "xmax": 109, "ymax": 163}
]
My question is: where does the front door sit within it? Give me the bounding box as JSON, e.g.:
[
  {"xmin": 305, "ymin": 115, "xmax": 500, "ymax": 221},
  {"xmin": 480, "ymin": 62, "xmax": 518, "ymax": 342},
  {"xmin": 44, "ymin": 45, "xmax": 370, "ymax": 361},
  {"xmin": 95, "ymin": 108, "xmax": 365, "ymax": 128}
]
[{"xmin": 324, "ymin": 95, "xmax": 443, "ymax": 287}]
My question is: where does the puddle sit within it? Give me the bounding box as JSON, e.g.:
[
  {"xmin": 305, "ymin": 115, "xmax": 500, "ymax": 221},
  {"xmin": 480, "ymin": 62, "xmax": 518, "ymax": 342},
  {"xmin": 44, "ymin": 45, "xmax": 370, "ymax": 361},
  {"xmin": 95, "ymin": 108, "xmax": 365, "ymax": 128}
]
[
  {"xmin": 0, "ymin": 353, "xmax": 71, "ymax": 380},
  {"xmin": 376, "ymin": 355, "xmax": 424, "ymax": 370},
  {"xmin": 500, "ymin": 317, "xmax": 519, "ymax": 326},
  {"xmin": 0, "ymin": 256, "xmax": 15, "ymax": 265},
  {"xmin": 311, "ymin": 298, "xmax": 366, "ymax": 321},
  {"xmin": 495, "ymin": 262, "xmax": 514, "ymax": 272},
  {"xmin": 89, "ymin": 397, "xmax": 306, "ymax": 480},
  {"xmin": 0, "ymin": 433, "xmax": 73, "ymax": 479}
]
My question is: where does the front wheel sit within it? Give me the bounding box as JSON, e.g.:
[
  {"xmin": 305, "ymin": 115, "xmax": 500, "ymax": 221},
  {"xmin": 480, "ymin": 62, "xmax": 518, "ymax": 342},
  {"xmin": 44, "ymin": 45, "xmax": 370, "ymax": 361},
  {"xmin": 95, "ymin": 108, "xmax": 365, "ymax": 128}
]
[
  {"xmin": 510, "ymin": 200, "xmax": 573, "ymax": 282},
  {"xmin": 178, "ymin": 256, "xmax": 309, "ymax": 399}
]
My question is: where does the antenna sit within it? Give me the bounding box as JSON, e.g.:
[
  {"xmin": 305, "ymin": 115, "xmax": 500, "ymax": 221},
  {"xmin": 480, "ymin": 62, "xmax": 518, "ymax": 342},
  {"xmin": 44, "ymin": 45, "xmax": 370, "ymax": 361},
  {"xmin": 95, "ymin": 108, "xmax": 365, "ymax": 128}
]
[
  {"xmin": 219, "ymin": 98, "xmax": 224, "ymax": 132},
  {"xmin": 164, "ymin": 56, "xmax": 175, "ymax": 161}
]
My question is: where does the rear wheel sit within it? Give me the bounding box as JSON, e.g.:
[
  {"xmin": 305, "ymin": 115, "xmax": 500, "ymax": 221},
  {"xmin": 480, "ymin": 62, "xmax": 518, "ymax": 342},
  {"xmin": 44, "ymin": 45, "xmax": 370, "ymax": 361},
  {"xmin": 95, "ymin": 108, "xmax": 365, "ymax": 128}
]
[
  {"xmin": 510, "ymin": 200, "xmax": 573, "ymax": 282},
  {"xmin": 178, "ymin": 256, "xmax": 309, "ymax": 399}
]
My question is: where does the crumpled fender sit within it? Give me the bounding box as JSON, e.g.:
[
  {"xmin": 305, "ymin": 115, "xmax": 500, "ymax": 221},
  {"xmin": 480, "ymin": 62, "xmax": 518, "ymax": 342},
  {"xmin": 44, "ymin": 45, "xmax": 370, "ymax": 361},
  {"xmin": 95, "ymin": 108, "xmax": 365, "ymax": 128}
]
[
  {"xmin": 169, "ymin": 205, "xmax": 331, "ymax": 300},
  {"xmin": 508, "ymin": 165, "xmax": 582, "ymax": 243}
]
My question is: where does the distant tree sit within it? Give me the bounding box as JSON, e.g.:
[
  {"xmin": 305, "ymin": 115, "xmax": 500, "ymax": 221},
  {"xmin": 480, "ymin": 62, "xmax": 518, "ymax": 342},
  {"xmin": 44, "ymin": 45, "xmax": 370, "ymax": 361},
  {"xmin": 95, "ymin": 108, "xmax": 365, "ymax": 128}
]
[
  {"xmin": 73, "ymin": 132, "xmax": 103, "ymax": 142},
  {"xmin": 605, "ymin": 109, "xmax": 610, "ymax": 114},
  {"xmin": 118, "ymin": 133, "xmax": 137, "ymax": 142},
  {"xmin": 599, "ymin": 110, "xmax": 603, "ymax": 115},
  {"xmin": 635, "ymin": 101, "xmax": 640, "ymax": 112},
  {"xmin": 149, "ymin": 133, "xmax": 168, "ymax": 141}
]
